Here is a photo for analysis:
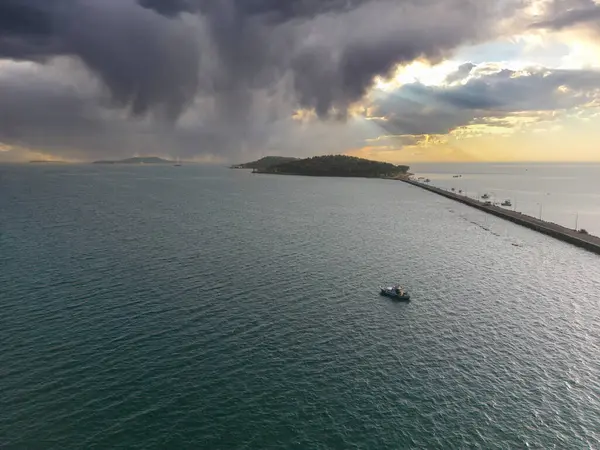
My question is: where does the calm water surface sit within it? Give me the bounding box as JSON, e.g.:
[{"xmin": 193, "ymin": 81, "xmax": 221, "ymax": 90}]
[
  {"xmin": 1, "ymin": 164, "xmax": 599, "ymax": 449},
  {"xmin": 412, "ymin": 162, "xmax": 600, "ymax": 235}
]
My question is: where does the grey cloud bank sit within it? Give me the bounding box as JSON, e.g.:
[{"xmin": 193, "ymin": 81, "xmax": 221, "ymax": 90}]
[
  {"xmin": 0, "ymin": 0, "xmax": 201, "ymax": 119},
  {"xmin": 0, "ymin": 0, "xmax": 572, "ymax": 161},
  {"xmin": 368, "ymin": 65, "xmax": 600, "ymax": 137},
  {"xmin": 532, "ymin": 0, "xmax": 600, "ymax": 33}
]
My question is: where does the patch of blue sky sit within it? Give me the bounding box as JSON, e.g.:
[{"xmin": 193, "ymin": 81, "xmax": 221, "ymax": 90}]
[{"xmin": 453, "ymin": 38, "xmax": 571, "ymax": 68}]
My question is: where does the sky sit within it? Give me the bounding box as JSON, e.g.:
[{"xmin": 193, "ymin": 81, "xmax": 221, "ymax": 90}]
[{"xmin": 1, "ymin": 0, "xmax": 599, "ymax": 164}]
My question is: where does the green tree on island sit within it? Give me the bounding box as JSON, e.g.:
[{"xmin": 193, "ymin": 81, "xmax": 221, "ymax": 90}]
[{"xmin": 259, "ymin": 155, "xmax": 409, "ymax": 178}]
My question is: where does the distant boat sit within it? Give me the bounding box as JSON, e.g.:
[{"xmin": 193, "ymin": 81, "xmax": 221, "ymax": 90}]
[
  {"xmin": 380, "ymin": 285, "xmax": 410, "ymax": 301},
  {"xmin": 501, "ymin": 199, "xmax": 512, "ymax": 207},
  {"xmin": 481, "ymin": 193, "xmax": 490, "ymax": 199}
]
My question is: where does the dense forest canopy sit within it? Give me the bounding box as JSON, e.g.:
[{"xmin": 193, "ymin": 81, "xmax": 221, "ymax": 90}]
[
  {"xmin": 231, "ymin": 156, "xmax": 299, "ymax": 169},
  {"xmin": 262, "ymin": 155, "xmax": 409, "ymax": 178}
]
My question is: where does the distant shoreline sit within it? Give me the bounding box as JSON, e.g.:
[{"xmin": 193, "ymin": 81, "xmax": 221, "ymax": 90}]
[
  {"xmin": 252, "ymin": 169, "xmax": 412, "ymax": 180},
  {"xmin": 93, "ymin": 157, "xmax": 175, "ymax": 165}
]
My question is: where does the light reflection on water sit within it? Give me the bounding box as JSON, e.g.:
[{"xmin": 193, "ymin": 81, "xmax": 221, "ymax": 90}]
[{"xmin": 411, "ymin": 162, "xmax": 600, "ymax": 234}]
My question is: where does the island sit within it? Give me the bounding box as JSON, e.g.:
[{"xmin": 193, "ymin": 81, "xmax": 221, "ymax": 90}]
[
  {"xmin": 29, "ymin": 160, "xmax": 67, "ymax": 164},
  {"xmin": 252, "ymin": 155, "xmax": 410, "ymax": 178},
  {"xmin": 230, "ymin": 156, "xmax": 299, "ymax": 170},
  {"xmin": 92, "ymin": 156, "xmax": 175, "ymax": 164}
]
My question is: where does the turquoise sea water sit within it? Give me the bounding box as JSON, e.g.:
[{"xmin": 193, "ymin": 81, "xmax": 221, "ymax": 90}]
[{"xmin": 1, "ymin": 164, "xmax": 599, "ymax": 449}]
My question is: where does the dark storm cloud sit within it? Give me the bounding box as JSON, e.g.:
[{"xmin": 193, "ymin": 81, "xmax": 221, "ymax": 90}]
[
  {"xmin": 0, "ymin": 59, "xmax": 293, "ymax": 161},
  {"xmin": 531, "ymin": 0, "xmax": 600, "ymax": 32},
  {"xmin": 369, "ymin": 66, "xmax": 600, "ymax": 136},
  {"xmin": 0, "ymin": 61, "xmax": 136, "ymax": 158},
  {"xmin": 0, "ymin": 0, "xmax": 54, "ymax": 37},
  {"xmin": 0, "ymin": 0, "xmax": 200, "ymax": 119},
  {"xmin": 0, "ymin": 0, "xmax": 63, "ymax": 60},
  {"xmin": 138, "ymin": 0, "xmax": 198, "ymax": 16},
  {"xmin": 0, "ymin": 0, "xmax": 526, "ymax": 160},
  {"xmin": 138, "ymin": 0, "xmax": 375, "ymax": 21},
  {"xmin": 286, "ymin": 0, "xmax": 500, "ymax": 117},
  {"xmin": 0, "ymin": 0, "xmax": 511, "ymax": 116},
  {"xmin": 0, "ymin": 0, "xmax": 390, "ymax": 112}
]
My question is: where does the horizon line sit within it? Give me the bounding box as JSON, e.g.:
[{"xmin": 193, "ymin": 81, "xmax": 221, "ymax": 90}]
[{"xmin": 4, "ymin": 159, "xmax": 600, "ymax": 165}]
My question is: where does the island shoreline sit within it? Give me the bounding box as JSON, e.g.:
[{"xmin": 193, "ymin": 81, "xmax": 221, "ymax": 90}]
[{"xmin": 251, "ymin": 170, "xmax": 410, "ymax": 180}]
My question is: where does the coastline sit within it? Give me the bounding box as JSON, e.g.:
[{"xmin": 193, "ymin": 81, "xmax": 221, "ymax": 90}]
[
  {"xmin": 252, "ymin": 170, "xmax": 411, "ymax": 179},
  {"xmin": 401, "ymin": 179, "xmax": 600, "ymax": 255}
]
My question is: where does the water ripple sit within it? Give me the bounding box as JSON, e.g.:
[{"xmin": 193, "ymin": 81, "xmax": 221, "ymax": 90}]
[{"xmin": 1, "ymin": 166, "xmax": 599, "ymax": 449}]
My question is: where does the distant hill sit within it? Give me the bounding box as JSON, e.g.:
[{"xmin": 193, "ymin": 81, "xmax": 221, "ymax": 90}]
[
  {"xmin": 230, "ymin": 156, "xmax": 299, "ymax": 170},
  {"xmin": 93, "ymin": 157, "xmax": 174, "ymax": 164},
  {"xmin": 256, "ymin": 155, "xmax": 410, "ymax": 178}
]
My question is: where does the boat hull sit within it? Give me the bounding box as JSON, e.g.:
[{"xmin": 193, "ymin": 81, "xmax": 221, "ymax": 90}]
[{"xmin": 380, "ymin": 288, "xmax": 411, "ymax": 301}]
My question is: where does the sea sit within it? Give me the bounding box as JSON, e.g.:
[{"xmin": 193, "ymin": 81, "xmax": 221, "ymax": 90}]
[
  {"xmin": 1, "ymin": 163, "xmax": 599, "ymax": 449},
  {"xmin": 411, "ymin": 162, "xmax": 600, "ymax": 236}
]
